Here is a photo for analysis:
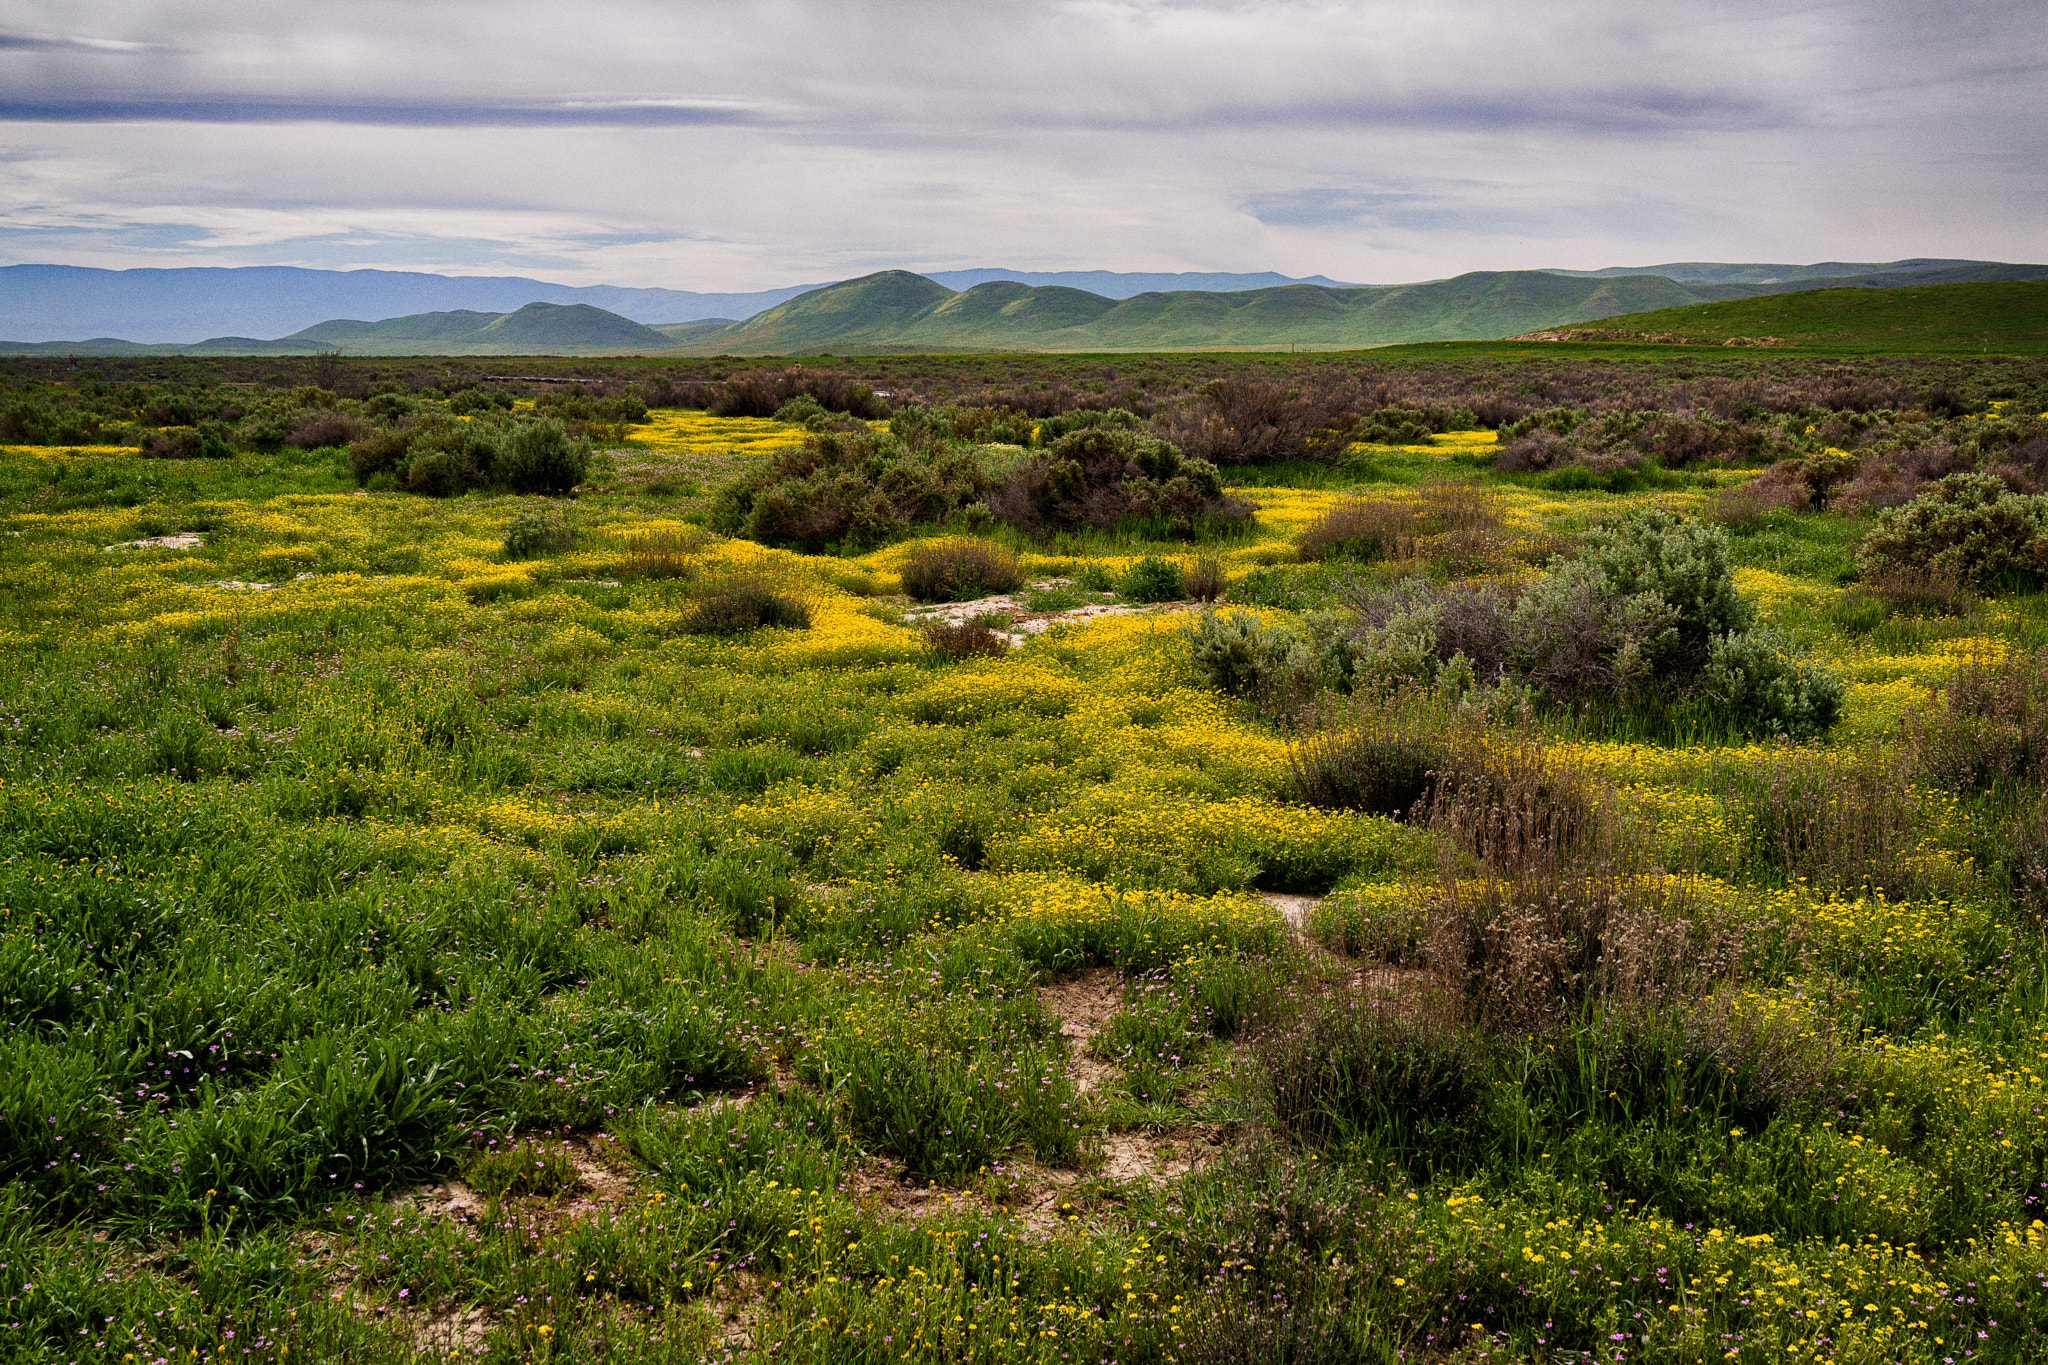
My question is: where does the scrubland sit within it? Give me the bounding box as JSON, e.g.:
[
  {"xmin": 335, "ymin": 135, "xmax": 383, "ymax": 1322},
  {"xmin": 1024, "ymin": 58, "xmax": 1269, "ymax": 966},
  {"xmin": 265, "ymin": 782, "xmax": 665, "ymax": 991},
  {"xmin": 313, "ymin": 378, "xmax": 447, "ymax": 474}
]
[{"xmin": 3, "ymin": 353, "xmax": 2048, "ymax": 1364}]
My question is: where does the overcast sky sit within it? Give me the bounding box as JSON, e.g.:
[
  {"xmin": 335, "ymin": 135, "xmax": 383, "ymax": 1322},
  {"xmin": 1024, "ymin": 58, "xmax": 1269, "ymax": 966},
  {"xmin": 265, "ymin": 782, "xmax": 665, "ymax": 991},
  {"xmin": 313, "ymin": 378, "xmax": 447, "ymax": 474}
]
[{"xmin": 1, "ymin": 1, "xmax": 2042, "ymax": 291}]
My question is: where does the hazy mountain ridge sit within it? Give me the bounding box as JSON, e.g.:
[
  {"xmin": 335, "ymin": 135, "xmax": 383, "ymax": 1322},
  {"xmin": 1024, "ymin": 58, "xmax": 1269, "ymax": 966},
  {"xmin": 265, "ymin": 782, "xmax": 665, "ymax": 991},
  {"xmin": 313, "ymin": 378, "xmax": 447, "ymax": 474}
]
[
  {"xmin": 0, "ymin": 263, "xmax": 1364, "ymax": 344},
  {"xmin": 6, "ymin": 261, "xmax": 2043, "ymax": 356}
]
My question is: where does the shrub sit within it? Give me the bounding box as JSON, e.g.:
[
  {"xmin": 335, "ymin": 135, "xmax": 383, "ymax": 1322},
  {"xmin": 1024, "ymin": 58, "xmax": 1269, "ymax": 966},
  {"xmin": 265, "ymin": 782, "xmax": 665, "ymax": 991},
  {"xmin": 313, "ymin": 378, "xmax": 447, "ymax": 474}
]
[
  {"xmin": 1857, "ymin": 472, "xmax": 2048, "ymax": 589},
  {"xmin": 1261, "ymin": 999, "xmax": 1492, "ymax": 1156},
  {"xmin": 711, "ymin": 429, "xmax": 991, "ymax": 552},
  {"xmin": 347, "ymin": 428, "xmax": 411, "ymax": 482},
  {"xmin": 1156, "ymin": 377, "xmax": 1359, "ymax": 466},
  {"xmin": 1699, "ymin": 626, "xmax": 1846, "ymax": 739},
  {"xmin": 1183, "ymin": 609, "xmax": 1311, "ymax": 710},
  {"xmin": 987, "ymin": 426, "xmax": 1251, "ymax": 539},
  {"xmin": 1289, "ymin": 717, "xmax": 1444, "ymax": 816},
  {"xmin": 446, "ymin": 386, "xmax": 514, "ymax": 415},
  {"xmin": 502, "ymin": 505, "xmax": 582, "ymax": 558},
  {"xmin": 899, "ymin": 538, "xmax": 1024, "ymax": 602},
  {"xmin": 1117, "ymin": 555, "xmax": 1185, "ymax": 602},
  {"xmin": 1185, "ymin": 554, "xmax": 1226, "ymax": 603},
  {"xmin": 401, "ymin": 422, "xmax": 502, "ymax": 496},
  {"xmin": 682, "ymin": 584, "xmax": 811, "ymax": 635},
  {"xmin": 496, "ymin": 418, "xmax": 588, "ymax": 495},
  {"xmin": 141, "ymin": 425, "xmax": 233, "ymax": 460},
  {"xmin": 709, "ymin": 367, "xmax": 887, "ymax": 420},
  {"xmin": 1905, "ymin": 647, "xmax": 2048, "ymax": 794},
  {"xmin": 921, "ymin": 618, "xmax": 1009, "ymax": 660},
  {"xmin": 1865, "ymin": 563, "xmax": 1978, "ymax": 617},
  {"xmin": 1708, "ymin": 462, "xmax": 1812, "ymax": 527},
  {"xmin": 1036, "ymin": 406, "xmax": 1144, "ymax": 443},
  {"xmin": 286, "ymin": 409, "xmax": 369, "ymax": 449}
]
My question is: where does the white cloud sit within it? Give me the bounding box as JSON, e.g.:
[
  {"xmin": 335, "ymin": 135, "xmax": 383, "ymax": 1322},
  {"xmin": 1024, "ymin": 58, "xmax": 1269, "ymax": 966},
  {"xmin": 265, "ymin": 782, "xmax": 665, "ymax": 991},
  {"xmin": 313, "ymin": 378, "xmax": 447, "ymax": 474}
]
[{"xmin": 0, "ymin": 0, "xmax": 2041, "ymax": 289}]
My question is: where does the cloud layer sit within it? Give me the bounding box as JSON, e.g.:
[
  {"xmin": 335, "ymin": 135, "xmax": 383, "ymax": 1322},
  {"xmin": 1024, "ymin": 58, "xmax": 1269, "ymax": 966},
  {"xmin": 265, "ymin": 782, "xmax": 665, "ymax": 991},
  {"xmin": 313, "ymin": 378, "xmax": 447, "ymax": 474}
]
[{"xmin": 1, "ymin": 0, "xmax": 2042, "ymax": 290}]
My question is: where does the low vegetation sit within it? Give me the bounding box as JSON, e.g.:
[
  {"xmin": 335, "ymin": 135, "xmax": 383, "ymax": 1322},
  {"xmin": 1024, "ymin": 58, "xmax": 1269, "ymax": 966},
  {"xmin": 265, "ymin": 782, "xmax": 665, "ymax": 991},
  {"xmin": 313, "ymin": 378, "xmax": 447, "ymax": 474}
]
[{"xmin": 2, "ymin": 348, "xmax": 2047, "ymax": 1364}]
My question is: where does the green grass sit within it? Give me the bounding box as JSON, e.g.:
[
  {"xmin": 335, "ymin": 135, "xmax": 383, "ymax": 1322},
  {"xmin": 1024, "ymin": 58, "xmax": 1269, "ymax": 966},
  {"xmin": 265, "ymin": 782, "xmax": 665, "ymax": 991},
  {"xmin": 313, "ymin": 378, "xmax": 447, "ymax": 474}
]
[
  {"xmin": 2, "ymin": 356, "xmax": 2048, "ymax": 1363},
  {"xmin": 1547, "ymin": 278, "xmax": 2048, "ymax": 354}
]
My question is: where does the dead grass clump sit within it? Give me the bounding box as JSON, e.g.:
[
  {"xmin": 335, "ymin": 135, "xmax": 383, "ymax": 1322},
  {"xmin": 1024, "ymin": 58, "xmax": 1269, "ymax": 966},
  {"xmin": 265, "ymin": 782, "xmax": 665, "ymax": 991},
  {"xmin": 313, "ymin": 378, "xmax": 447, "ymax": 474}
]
[
  {"xmin": 1736, "ymin": 743, "xmax": 1959, "ymax": 898},
  {"xmin": 1418, "ymin": 871, "xmax": 1721, "ymax": 1032},
  {"xmin": 1297, "ymin": 482, "xmax": 1507, "ymax": 574},
  {"xmin": 921, "ymin": 619, "xmax": 1008, "ymax": 660},
  {"xmin": 611, "ymin": 529, "xmax": 708, "ymax": 581},
  {"xmin": 1297, "ymin": 497, "xmax": 1418, "ymax": 563},
  {"xmin": 1905, "ymin": 647, "xmax": 2048, "ymax": 794},
  {"xmin": 1708, "ymin": 462, "xmax": 1812, "ymax": 527},
  {"xmin": 1184, "ymin": 554, "xmax": 1227, "ymax": 603},
  {"xmin": 900, "ymin": 538, "xmax": 1023, "ymax": 602},
  {"xmin": 1867, "ymin": 563, "xmax": 1979, "ymax": 618},
  {"xmin": 1426, "ymin": 721, "xmax": 1596, "ymax": 881}
]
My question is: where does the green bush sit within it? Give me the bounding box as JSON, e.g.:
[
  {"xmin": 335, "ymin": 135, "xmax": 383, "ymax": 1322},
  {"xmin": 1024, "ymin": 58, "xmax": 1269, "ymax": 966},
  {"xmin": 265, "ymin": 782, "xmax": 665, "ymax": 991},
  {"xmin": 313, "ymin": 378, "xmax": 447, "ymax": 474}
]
[
  {"xmin": 141, "ymin": 425, "xmax": 233, "ymax": 460},
  {"xmin": 447, "ymin": 386, "xmax": 514, "ymax": 415},
  {"xmin": 502, "ymin": 505, "xmax": 582, "ymax": 558},
  {"xmin": 1182, "ymin": 609, "xmax": 1308, "ymax": 701},
  {"xmin": 1700, "ymin": 626, "xmax": 1846, "ymax": 738},
  {"xmin": 1857, "ymin": 472, "xmax": 2048, "ymax": 588},
  {"xmin": 899, "ymin": 539, "xmax": 1024, "ymax": 602},
  {"xmin": 710, "ymin": 430, "xmax": 993, "ymax": 552},
  {"xmin": 1117, "ymin": 555, "xmax": 1185, "ymax": 602},
  {"xmin": 496, "ymin": 418, "xmax": 588, "ymax": 495}
]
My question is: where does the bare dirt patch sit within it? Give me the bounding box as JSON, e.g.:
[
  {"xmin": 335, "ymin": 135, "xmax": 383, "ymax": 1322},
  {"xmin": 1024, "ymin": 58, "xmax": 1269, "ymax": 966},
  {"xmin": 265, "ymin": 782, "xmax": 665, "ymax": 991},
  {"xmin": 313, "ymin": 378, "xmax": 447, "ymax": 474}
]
[
  {"xmin": 1038, "ymin": 967, "xmax": 1124, "ymax": 1094},
  {"xmin": 104, "ymin": 533, "xmax": 203, "ymax": 550},
  {"xmin": 1258, "ymin": 891, "xmax": 1323, "ymax": 929}
]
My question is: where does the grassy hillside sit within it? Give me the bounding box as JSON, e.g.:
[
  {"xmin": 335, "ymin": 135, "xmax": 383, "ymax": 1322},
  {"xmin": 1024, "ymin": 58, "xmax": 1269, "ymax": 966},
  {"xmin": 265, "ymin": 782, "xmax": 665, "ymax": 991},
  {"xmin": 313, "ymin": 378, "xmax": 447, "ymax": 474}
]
[
  {"xmin": 1519, "ymin": 279, "xmax": 2048, "ymax": 353},
  {"xmin": 669, "ymin": 269, "xmax": 1763, "ymax": 354}
]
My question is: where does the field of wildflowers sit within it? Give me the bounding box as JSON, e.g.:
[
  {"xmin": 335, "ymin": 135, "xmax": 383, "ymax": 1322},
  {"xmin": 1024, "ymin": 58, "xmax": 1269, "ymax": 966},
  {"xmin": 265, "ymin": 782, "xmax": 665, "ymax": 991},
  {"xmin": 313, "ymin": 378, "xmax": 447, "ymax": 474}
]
[{"xmin": 3, "ymin": 351, "xmax": 2048, "ymax": 1364}]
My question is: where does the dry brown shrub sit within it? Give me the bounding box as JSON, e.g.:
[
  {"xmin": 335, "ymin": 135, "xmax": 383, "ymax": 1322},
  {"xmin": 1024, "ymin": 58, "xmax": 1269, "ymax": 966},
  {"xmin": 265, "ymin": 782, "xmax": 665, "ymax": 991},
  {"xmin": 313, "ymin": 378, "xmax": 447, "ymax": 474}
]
[
  {"xmin": 1905, "ymin": 646, "xmax": 2048, "ymax": 794},
  {"xmin": 1865, "ymin": 563, "xmax": 1978, "ymax": 617},
  {"xmin": 1708, "ymin": 462, "xmax": 1811, "ymax": 527},
  {"xmin": 1184, "ymin": 554, "xmax": 1227, "ymax": 603},
  {"xmin": 1737, "ymin": 743, "xmax": 1961, "ymax": 899},
  {"xmin": 920, "ymin": 618, "xmax": 1008, "ymax": 660},
  {"xmin": 1297, "ymin": 482, "xmax": 1506, "ymax": 574}
]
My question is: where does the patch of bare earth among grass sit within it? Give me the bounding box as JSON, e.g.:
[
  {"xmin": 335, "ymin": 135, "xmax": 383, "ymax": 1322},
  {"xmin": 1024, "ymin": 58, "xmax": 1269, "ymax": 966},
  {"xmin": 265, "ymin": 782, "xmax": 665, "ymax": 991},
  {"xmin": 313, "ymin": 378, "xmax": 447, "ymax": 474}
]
[{"xmin": 1038, "ymin": 966, "xmax": 1124, "ymax": 1095}]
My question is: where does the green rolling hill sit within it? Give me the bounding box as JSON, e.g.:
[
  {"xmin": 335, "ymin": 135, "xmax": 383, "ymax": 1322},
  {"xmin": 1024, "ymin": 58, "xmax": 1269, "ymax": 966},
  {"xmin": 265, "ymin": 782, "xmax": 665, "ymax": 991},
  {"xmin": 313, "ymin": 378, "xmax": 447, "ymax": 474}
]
[
  {"xmin": 1508, "ymin": 279, "xmax": 2048, "ymax": 353},
  {"xmin": 667, "ymin": 266, "xmax": 2048, "ymax": 354}
]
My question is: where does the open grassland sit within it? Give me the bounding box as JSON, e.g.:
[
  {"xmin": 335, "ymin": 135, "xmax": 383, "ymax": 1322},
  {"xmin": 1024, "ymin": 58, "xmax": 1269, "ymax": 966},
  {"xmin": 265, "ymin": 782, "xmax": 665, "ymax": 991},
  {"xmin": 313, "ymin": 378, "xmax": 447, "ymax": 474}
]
[
  {"xmin": 1524, "ymin": 280, "xmax": 2048, "ymax": 355},
  {"xmin": 5, "ymin": 353, "xmax": 2048, "ymax": 1364}
]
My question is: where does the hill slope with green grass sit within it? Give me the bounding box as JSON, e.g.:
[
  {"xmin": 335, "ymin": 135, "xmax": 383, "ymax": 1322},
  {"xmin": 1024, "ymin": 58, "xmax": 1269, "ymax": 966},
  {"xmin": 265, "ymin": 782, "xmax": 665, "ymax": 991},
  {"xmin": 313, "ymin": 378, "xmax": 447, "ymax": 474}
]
[
  {"xmin": 674, "ymin": 269, "xmax": 1769, "ymax": 353},
  {"xmin": 669, "ymin": 267, "xmax": 2048, "ymax": 354},
  {"xmin": 1513, "ymin": 279, "xmax": 2048, "ymax": 353}
]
